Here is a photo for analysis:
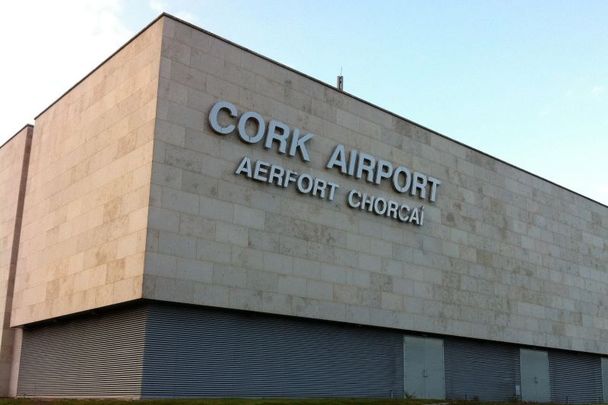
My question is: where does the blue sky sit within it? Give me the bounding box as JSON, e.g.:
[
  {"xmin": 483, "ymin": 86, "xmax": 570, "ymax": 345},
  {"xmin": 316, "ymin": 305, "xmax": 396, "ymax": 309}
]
[{"xmin": 1, "ymin": 0, "xmax": 607, "ymax": 204}]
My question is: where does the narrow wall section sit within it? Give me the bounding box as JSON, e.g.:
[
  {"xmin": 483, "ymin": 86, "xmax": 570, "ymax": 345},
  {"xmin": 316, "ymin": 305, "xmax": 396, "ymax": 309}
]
[{"xmin": 0, "ymin": 125, "xmax": 33, "ymax": 395}]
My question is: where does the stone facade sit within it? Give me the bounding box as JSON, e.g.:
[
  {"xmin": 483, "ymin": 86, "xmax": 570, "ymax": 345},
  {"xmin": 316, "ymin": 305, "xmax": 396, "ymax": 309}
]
[
  {"xmin": 9, "ymin": 19, "xmax": 164, "ymax": 327},
  {"xmin": 144, "ymin": 16, "xmax": 608, "ymax": 355},
  {"xmin": 3, "ymin": 12, "xmax": 607, "ymax": 365}
]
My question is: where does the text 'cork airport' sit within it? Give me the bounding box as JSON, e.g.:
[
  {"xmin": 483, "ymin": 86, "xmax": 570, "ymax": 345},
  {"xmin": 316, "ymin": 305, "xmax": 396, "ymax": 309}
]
[{"xmin": 0, "ymin": 13, "xmax": 607, "ymax": 402}]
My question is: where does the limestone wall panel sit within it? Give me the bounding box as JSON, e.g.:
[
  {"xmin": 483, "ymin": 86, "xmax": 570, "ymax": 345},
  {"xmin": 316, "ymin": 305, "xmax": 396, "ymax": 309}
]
[{"xmin": 10, "ymin": 19, "xmax": 165, "ymax": 326}]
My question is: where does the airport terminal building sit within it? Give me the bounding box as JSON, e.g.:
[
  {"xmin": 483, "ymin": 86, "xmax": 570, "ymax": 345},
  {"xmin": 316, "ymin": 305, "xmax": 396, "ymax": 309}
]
[{"xmin": 1, "ymin": 13, "xmax": 607, "ymax": 401}]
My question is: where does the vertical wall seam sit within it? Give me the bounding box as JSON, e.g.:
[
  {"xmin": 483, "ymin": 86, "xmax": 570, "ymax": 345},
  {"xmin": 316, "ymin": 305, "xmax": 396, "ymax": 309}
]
[{"xmin": 6, "ymin": 125, "xmax": 33, "ymax": 311}]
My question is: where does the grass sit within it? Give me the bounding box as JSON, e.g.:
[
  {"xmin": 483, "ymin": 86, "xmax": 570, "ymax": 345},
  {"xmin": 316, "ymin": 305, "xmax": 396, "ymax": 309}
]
[
  {"xmin": 0, "ymin": 400, "xmax": 439, "ymax": 405},
  {"xmin": 0, "ymin": 400, "xmax": 445, "ymax": 405},
  {"xmin": 0, "ymin": 400, "xmax": 593, "ymax": 405}
]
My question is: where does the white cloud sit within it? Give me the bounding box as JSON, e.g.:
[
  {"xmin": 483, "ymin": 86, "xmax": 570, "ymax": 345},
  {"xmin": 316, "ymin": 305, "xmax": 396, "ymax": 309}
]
[
  {"xmin": 0, "ymin": 0, "xmax": 132, "ymax": 144},
  {"xmin": 148, "ymin": 0, "xmax": 198, "ymax": 23},
  {"xmin": 149, "ymin": 0, "xmax": 165, "ymax": 14},
  {"xmin": 0, "ymin": 0, "xmax": 201, "ymax": 144},
  {"xmin": 591, "ymin": 85, "xmax": 605, "ymax": 96}
]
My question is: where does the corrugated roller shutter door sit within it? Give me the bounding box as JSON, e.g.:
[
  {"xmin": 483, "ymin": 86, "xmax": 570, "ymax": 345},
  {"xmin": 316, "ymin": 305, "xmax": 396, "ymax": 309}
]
[
  {"xmin": 18, "ymin": 304, "xmax": 147, "ymax": 397},
  {"xmin": 141, "ymin": 303, "xmax": 404, "ymax": 398},
  {"xmin": 549, "ymin": 350, "xmax": 603, "ymax": 404},
  {"xmin": 444, "ymin": 338, "xmax": 519, "ymax": 401}
]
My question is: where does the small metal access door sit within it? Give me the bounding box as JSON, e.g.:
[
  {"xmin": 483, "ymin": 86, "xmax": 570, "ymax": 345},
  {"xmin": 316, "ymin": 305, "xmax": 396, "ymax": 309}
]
[
  {"xmin": 520, "ymin": 349, "xmax": 551, "ymax": 402},
  {"xmin": 403, "ymin": 336, "xmax": 445, "ymax": 399}
]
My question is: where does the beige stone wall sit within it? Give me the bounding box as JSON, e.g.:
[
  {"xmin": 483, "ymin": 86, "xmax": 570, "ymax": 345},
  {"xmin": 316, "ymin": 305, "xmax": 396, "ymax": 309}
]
[
  {"xmin": 145, "ymin": 16, "xmax": 608, "ymax": 355},
  {"xmin": 0, "ymin": 126, "xmax": 32, "ymax": 394},
  {"xmin": 10, "ymin": 19, "xmax": 165, "ymax": 327}
]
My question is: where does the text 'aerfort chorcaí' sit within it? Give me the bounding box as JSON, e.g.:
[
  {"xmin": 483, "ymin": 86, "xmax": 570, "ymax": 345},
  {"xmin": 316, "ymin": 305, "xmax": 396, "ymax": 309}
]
[{"xmin": 208, "ymin": 100, "xmax": 442, "ymax": 226}]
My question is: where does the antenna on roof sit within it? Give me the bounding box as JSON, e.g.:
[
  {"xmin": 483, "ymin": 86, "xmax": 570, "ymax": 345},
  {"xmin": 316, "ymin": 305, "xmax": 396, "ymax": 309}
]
[{"xmin": 337, "ymin": 67, "xmax": 344, "ymax": 91}]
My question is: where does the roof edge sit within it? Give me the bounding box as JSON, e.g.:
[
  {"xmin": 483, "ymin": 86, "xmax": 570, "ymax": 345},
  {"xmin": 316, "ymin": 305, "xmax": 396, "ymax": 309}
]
[
  {"xmin": 1, "ymin": 124, "xmax": 34, "ymax": 150},
  {"xmin": 34, "ymin": 13, "xmax": 167, "ymax": 121},
  {"xmin": 160, "ymin": 13, "xmax": 608, "ymax": 210},
  {"xmin": 30, "ymin": 12, "xmax": 607, "ymax": 209}
]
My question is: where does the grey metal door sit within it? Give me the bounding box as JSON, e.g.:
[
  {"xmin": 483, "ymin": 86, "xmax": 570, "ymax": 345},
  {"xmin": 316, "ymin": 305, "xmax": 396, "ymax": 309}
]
[
  {"xmin": 404, "ymin": 336, "xmax": 445, "ymax": 399},
  {"xmin": 520, "ymin": 349, "xmax": 550, "ymax": 402},
  {"xmin": 602, "ymin": 357, "xmax": 608, "ymax": 402}
]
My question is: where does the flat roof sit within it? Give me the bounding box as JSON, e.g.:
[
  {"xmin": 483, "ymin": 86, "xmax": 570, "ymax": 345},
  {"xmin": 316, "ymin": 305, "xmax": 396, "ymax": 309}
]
[{"xmin": 30, "ymin": 13, "xmax": 608, "ymax": 210}]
